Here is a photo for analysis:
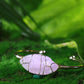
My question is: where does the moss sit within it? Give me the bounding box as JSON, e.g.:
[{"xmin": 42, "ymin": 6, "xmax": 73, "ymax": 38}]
[{"xmin": 0, "ymin": 39, "xmax": 84, "ymax": 84}]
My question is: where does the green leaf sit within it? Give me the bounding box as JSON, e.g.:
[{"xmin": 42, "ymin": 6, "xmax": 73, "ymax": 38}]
[{"xmin": 0, "ymin": 0, "xmax": 40, "ymax": 40}]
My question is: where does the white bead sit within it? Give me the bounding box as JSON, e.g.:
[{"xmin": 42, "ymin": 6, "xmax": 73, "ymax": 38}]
[
  {"xmin": 69, "ymin": 56, "xmax": 72, "ymax": 59},
  {"xmin": 72, "ymin": 55, "xmax": 75, "ymax": 60},
  {"xmin": 39, "ymin": 50, "xmax": 46, "ymax": 54},
  {"xmin": 43, "ymin": 50, "xmax": 46, "ymax": 53},
  {"xmin": 39, "ymin": 51, "xmax": 43, "ymax": 54}
]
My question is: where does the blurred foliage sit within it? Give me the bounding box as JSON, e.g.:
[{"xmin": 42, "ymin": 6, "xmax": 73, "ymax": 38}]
[
  {"xmin": 0, "ymin": 0, "xmax": 41, "ymax": 40},
  {"xmin": 0, "ymin": 0, "xmax": 84, "ymax": 83},
  {"xmin": 28, "ymin": 0, "xmax": 84, "ymax": 60},
  {"xmin": 21, "ymin": 0, "xmax": 84, "ymax": 61}
]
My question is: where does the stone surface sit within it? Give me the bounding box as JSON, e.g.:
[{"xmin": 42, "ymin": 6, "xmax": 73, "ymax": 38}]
[{"xmin": 20, "ymin": 54, "xmax": 59, "ymax": 75}]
